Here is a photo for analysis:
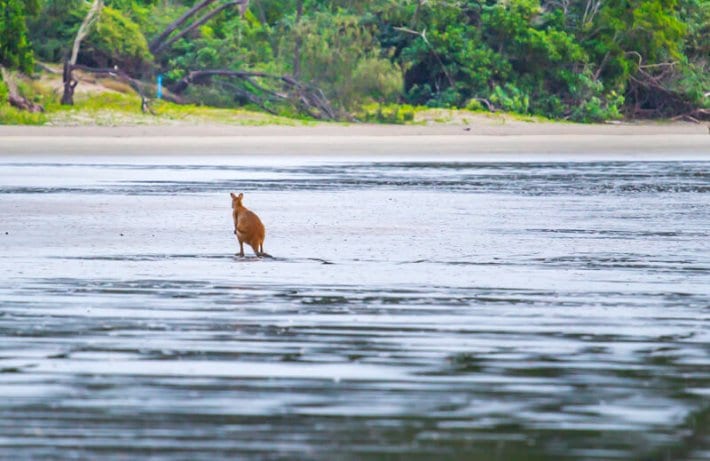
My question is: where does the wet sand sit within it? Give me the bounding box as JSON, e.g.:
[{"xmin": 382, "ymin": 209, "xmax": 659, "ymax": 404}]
[
  {"xmin": 1, "ymin": 158, "xmax": 709, "ymax": 460},
  {"xmin": 1, "ymin": 124, "xmax": 708, "ymax": 158}
]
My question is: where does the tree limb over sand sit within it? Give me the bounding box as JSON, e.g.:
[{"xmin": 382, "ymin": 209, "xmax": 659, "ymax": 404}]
[{"xmin": 173, "ymin": 69, "xmax": 338, "ymax": 120}]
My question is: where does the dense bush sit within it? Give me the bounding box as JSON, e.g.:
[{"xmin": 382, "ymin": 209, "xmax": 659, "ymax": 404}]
[
  {"xmin": 82, "ymin": 6, "xmax": 152, "ymax": 71},
  {"xmin": 0, "ymin": 0, "xmax": 37, "ymax": 72}
]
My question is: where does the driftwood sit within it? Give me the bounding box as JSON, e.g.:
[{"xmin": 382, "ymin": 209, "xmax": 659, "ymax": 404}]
[
  {"xmin": 173, "ymin": 69, "xmax": 338, "ymax": 120},
  {"xmin": 0, "ymin": 66, "xmax": 44, "ymax": 113}
]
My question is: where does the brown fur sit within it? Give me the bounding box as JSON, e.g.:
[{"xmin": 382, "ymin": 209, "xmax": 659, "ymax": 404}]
[{"xmin": 231, "ymin": 192, "xmax": 266, "ymax": 257}]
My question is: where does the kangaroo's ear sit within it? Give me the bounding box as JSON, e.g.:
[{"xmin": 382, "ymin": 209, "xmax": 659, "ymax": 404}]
[
  {"xmin": 238, "ymin": 193, "xmax": 244, "ymax": 200},
  {"xmin": 230, "ymin": 192, "xmax": 237, "ymax": 199}
]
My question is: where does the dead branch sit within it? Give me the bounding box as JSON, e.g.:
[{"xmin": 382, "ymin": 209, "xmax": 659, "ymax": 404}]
[
  {"xmin": 149, "ymin": 0, "xmax": 217, "ymax": 53},
  {"xmin": 152, "ymin": 0, "xmax": 246, "ymax": 56},
  {"xmin": 150, "ymin": 0, "xmax": 248, "ymax": 57},
  {"xmin": 394, "ymin": 26, "xmax": 456, "ymax": 90},
  {"xmin": 173, "ymin": 69, "xmax": 339, "ymax": 120},
  {"xmin": 36, "ymin": 62, "xmax": 61, "ymax": 74},
  {"xmin": 622, "ymin": 51, "xmax": 707, "ymax": 120},
  {"xmin": 470, "ymin": 97, "xmax": 495, "ymax": 112},
  {"xmin": 222, "ymin": 81, "xmax": 278, "ymax": 114},
  {"xmin": 70, "ymin": 0, "xmax": 104, "ymax": 66}
]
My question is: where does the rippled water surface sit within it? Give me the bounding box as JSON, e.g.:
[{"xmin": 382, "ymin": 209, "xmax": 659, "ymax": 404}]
[{"xmin": 1, "ymin": 156, "xmax": 709, "ymax": 460}]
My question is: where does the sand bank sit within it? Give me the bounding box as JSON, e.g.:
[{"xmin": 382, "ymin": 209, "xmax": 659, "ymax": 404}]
[{"xmin": 0, "ymin": 124, "xmax": 708, "ymax": 159}]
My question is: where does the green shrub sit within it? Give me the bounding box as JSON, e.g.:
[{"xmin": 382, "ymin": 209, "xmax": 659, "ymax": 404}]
[
  {"xmin": 356, "ymin": 103, "xmax": 415, "ymax": 124},
  {"xmin": 0, "ymin": 77, "xmax": 8, "ymax": 104},
  {"xmin": 490, "ymin": 84, "xmax": 529, "ymax": 114},
  {"xmin": 82, "ymin": 7, "xmax": 152, "ymax": 72}
]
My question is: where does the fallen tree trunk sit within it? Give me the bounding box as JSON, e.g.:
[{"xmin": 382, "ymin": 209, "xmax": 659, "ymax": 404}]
[
  {"xmin": 172, "ymin": 69, "xmax": 339, "ymax": 120},
  {"xmin": 0, "ymin": 66, "xmax": 44, "ymax": 113}
]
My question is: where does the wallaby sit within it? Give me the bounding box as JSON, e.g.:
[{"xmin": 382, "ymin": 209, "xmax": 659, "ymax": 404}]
[{"xmin": 231, "ymin": 192, "xmax": 266, "ymax": 257}]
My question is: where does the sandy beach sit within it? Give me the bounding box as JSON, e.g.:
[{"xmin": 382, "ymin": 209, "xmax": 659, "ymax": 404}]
[{"xmin": 1, "ymin": 122, "xmax": 708, "ymax": 158}]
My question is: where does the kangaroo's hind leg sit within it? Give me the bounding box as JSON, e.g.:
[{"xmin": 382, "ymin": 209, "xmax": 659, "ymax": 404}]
[
  {"xmin": 251, "ymin": 240, "xmax": 261, "ymax": 257},
  {"xmin": 237, "ymin": 238, "xmax": 245, "ymax": 257}
]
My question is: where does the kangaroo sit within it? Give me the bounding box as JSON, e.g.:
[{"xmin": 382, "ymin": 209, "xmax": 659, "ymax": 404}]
[{"xmin": 231, "ymin": 192, "xmax": 266, "ymax": 257}]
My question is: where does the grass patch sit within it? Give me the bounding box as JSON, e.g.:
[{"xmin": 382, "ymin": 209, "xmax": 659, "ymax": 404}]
[
  {"xmin": 0, "ymin": 104, "xmax": 47, "ymax": 125},
  {"xmin": 0, "ymin": 69, "xmax": 574, "ymax": 127},
  {"xmin": 42, "ymin": 92, "xmax": 312, "ymax": 126},
  {"xmin": 355, "ymin": 103, "xmax": 419, "ymax": 124},
  {"xmin": 151, "ymin": 100, "xmax": 310, "ymax": 126},
  {"xmin": 354, "ymin": 103, "xmax": 564, "ymax": 126}
]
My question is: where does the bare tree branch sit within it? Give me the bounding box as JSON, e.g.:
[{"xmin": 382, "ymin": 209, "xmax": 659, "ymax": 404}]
[
  {"xmin": 172, "ymin": 69, "xmax": 339, "ymax": 120},
  {"xmin": 70, "ymin": 0, "xmax": 104, "ymax": 65},
  {"xmin": 394, "ymin": 26, "xmax": 456, "ymax": 90},
  {"xmin": 149, "ymin": 0, "xmax": 217, "ymax": 53},
  {"xmin": 151, "ymin": 0, "xmax": 248, "ymax": 56}
]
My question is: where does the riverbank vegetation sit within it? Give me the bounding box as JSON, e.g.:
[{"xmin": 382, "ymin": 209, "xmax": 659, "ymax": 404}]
[{"xmin": 1, "ymin": 0, "xmax": 708, "ymax": 124}]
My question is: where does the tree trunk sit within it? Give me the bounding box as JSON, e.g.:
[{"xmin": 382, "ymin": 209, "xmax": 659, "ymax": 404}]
[
  {"xmin": 70, "ymin": 0, "xmax": 103, "ymax": 65},
  {"xmin": 293, "ymin": 0, "xmax": 303, "ymax": 79},
  {"xmin": 62, "ymin": 0, "xmax": 103, "ymax": 105},
  {"xmin": 61, "ymin": 60, "xmax": 77, "ymax": 105}
]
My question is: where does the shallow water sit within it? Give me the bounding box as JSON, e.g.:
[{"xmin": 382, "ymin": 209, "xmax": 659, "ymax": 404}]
[{"xmin": 0, "ymin": 156, "xmax": 709, "ymax": 460}]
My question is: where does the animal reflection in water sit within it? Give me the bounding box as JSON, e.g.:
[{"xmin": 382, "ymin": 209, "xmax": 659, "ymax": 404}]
[{"xmin": 230, "ymin": 192, "xmax": 267, "ymax": 257}]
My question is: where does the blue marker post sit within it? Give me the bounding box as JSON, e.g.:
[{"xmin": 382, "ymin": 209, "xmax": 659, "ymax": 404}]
[{"xmin": 156, "ymin": 74, "xmax": 163, "ymax": 100}]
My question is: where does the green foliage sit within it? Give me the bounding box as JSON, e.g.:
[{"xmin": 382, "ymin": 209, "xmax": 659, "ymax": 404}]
[
  {"xmin": 83, "ymin": 6, "xmax": 152, "ymax": 70},
  {"xmin": 27, "ymin": 0, "xmax": 83, "ymax": 62},
  {"xmin": 0, "ymin": 75, "xmax": 8, "ymax": 102},
  {"xmin": 0, "ymin": 0, "xmax": 36, "ymax": 72},
  {"xmin": 0, "ymin": 103, "xmax": 46, "ymax": 123},
  {"xmin": 282, "ymin": 11, "xmax": 400, "ymax": 109},
  {"xmin": 490, "ymin": 84, "xmax": 529, "ymax": 114},
  {"xmin": 12, "ymin": 0, "xmax": 710, "ymax": 121},
  {"xmin": 350, "ymin": 56, "xmax": 402, "ymax": 105},
  {"xmin": 28, "ymin": 0, "xmax": 151, "ymax": 72}
]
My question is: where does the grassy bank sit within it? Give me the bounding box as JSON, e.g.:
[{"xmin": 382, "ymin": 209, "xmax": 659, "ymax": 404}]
[{"xmin": 0, "ymin": 69, "xmax": 570, "ymax": 128}]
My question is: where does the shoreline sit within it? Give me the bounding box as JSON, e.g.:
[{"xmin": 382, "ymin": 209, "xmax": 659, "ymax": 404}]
[{"xmin": 1, "ymin": 124, "xmax": 708, "ymax": 158}]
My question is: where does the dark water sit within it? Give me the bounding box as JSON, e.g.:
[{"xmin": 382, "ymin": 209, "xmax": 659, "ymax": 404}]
[{"xmin": 0, "ymin": 157, "xmax": 708, "ymax": 460}]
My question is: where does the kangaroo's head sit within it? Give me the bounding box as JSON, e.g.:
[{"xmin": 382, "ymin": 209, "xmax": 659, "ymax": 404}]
[{"xmin": 230, "ymin": 192, "xmax": 244, "ymax": 209}]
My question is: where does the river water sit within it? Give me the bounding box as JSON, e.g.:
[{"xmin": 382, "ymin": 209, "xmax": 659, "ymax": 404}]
[{"xmin": 0, "ymin": 156, "xmax": 708, "ymax": 460}]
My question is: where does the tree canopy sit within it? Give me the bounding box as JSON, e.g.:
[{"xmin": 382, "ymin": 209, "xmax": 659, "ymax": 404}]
[{"xmin": 1, "ymin": 0, "xmax": 708, "ymax": 121}]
